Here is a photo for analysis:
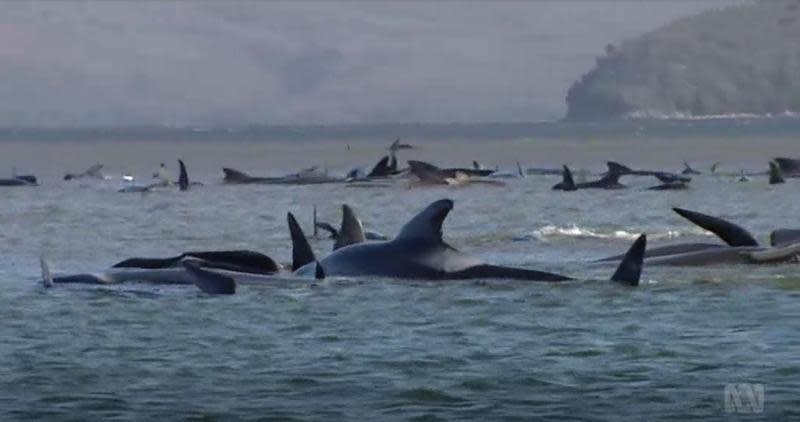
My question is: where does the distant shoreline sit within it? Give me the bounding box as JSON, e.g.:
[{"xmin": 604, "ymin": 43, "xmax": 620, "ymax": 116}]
[{"xmin": 1, "ymin": 116, "xmax": 800, "ymax": 142}]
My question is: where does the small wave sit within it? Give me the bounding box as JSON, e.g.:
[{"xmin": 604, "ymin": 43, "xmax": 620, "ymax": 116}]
[
  {"xmin": 625, "ymin": 109, "xmax": 800, "ymax": 121},
  {"xmin": 522, "ymin": 225, "xmax": 706, "ymax": 242}
]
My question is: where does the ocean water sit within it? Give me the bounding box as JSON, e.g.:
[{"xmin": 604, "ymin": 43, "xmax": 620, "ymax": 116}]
[{"xmin": 1, "ymin": 126, "xmax": 800, "ymax": 420}]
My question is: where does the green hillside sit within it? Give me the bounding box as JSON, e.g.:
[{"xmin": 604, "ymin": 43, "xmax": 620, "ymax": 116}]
[{"xmin": 566, "ymin": 0, "xmax": 800, "ymax": 120}]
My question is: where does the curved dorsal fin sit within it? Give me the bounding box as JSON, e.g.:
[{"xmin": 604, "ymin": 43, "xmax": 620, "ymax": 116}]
[
  {"xmin": 287, "ymin": 212, "xmax": 317, "ymax": 271},
  {"xmin": 178, "ymin": 159, "xmax": 189, "ymax": 191},
  {"xmin": 396, "ymin": 199, "xmax": 454, "ymax": 242},
  {"xmin": 610, "ymin": 234, "xmax": 647, "ymax": 286},
  {"xmin": 222, "ymin": 167, "xmax": 251, "ymax": 181},
  {"xmin": 607, "ymin": 161, "xmax": 632, "ymax": 175},
  {"xmin": 367, "ymin": 156, "xmax": 391, "ymax": 177},
  {"xmin": 673, "ymin": 208, "xmax": 758, "ymax": 247},
  {"xmin": 333, "ymin": 204, "xmax": 367, "ymax": 250}
]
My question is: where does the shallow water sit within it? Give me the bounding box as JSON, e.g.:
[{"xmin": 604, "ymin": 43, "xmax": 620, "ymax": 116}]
[{"xmin": 1, "ymin": 134, "xmax": 800, "ymax": 420}]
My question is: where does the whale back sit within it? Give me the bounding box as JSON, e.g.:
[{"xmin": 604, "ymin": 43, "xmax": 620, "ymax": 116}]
[
  {"xmin": 222, "ymin": 167, "xmax": 252, "ymax": 182},
  {"xmin": 774, "ymin": 157, "xmax": 800, "ymax": 174},
  {"xmin": 770, "ymin": 228, "xmax": 800, "ymax": 247}
]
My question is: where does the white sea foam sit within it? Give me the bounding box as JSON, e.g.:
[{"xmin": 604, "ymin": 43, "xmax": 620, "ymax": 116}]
[
  {"xmin": 526, "ymin": 224, "xmax": 709, "ymax": 242},
  {"xmin": 625, "ymin": 109, "xmax": 800, "ymax": 121}
]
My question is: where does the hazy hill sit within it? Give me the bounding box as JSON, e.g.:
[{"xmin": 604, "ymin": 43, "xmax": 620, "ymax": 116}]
[{"xmin": 566, "ymin": 0, "xmax": 800, "ymax": 120}]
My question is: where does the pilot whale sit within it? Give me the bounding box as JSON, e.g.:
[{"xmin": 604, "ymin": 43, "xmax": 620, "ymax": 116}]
[
  {"xmin": 597, "ymin": 207, "xmax": 755, "ymax": 263},
  {"xmin": 598, "ymin": 208, "xmax": 800, "ymax": 266},
  {"xmin": 111, "ymin": 250, "xmax": 281, "ymax": 274},
  {"xmin": 553, "ymin": 164, "xmax": 625, "ymax": 190},
  {"xmin": 288, "ymin": 199, "xmax": 646, "ymax": 285},
  {"xmin": 40, "ymin": 255, "xmax": 282, "ymax": 293}
]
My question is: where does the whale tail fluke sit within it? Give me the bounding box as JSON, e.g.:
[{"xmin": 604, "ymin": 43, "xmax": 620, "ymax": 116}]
[
  {"xmin": 610, "ymin": 234, "xmax": 647, "ymax": 286},
  {"xmin": 288, "ymin": 212, "xmax": 317, "ymax": 271},
  {"xmin": 178, "ymin": 159, "xmax": 189, "ymax": 191},
  {"xmin": 182, "ymin": 259, "xmax": 236, "ymax": 295},
  {"xmin": 40, "ymin": 255, "xmax": 53, "ymax": 288}
]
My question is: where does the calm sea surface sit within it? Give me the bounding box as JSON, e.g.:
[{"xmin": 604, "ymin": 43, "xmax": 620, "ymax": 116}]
[{"xmin": 1, "ymin": 124, "xmax": 799, "ymax": 420}]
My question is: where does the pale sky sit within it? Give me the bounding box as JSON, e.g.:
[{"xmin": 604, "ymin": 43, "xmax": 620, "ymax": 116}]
[{"xmin": 0, "ymin": 1, "xmax": 744, "ymax": 127}]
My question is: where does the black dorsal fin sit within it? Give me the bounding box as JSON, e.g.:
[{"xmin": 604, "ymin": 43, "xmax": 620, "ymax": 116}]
[
  {"xmin": 288, "ymin": 212, "xmax": 317, "ymax": 271},
  {"xmin": 333, "ymin": 204, "xmax": 367, "ymax": 250},
  {"xmin": 367, "ymin": 156, "xmax": 391, "ymax": 177},
  {"xmin": 673, "ymin": 208, "xmax": 758, "ymax": 247},
  {"xmin": 611, "ymin": 234, "xmax": 647, "ymax": 286},
  {"xmin": 178, "ymin": 160, "xmax": 189, "ymax": 191},
  {"xmin": 562, "ymin": 165, "xmax": 576, "ymax": 189},
  {"xmin": 396, "ymin": 199, "xmax": 454, "ymax": 242},
  {"xmin": 607, "ymin": 161, "xmax": 633, "ymax": 175}
]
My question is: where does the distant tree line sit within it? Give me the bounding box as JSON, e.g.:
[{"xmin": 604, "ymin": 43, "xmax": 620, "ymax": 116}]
[{"xmin": 566, "ymin": 0, "xmax": 800, "ymax": 120}]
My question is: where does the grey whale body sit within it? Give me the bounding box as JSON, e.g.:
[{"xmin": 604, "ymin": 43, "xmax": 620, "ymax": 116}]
[{"xmin": 290, "ymin": 199, "xmax": 646, "ymax": 286}]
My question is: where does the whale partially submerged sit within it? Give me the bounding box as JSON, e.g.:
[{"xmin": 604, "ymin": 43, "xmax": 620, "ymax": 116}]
[
  {"xmin": 552, "ymin": 164, "xmax": 625, "ymax": 190},
  {"xmin": 598, "ymin": 208, "xmax": 800, "ymax": 266},
  {"xmin": 407, "ymin": 161, "xmax": 502, "ymax": 187},
  {"xmin": 1, "ymin": 168, "xmax": 38, "ymax": 186},
  {"xmin": 289, "ymin": 199, "xmax": 647, "ymax": 285},
  {"xmin": 774, "ymin": 157, "xmax": 800, "ymax": 177},
  {"xmin": 118, "ymin": 159, "xmax": 194, "ymax": 193},
  {"xmin": 111, "ymin": 250, "xmax": 281, "ymax": 274},
  {"xmin": 64, "ymin": 163, "xmax": 106, "ymax": 181},
  {"xmin": 222, "ymin": 166, "xmax": 340, "ymax": 185},
  {"xmin": 769, "ymin": 161, "xmax": 786, "ymax": 184}
]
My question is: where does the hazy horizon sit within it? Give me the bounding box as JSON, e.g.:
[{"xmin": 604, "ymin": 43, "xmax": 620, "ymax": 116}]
[{"xmin": 1, "ymin": 1, "xmax": 743, "ymax": 128}]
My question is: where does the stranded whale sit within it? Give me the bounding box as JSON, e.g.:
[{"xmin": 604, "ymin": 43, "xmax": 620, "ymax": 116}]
[{"xmin": 289, "ymin": 199, "xmax": 646, "ymax": 285}]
